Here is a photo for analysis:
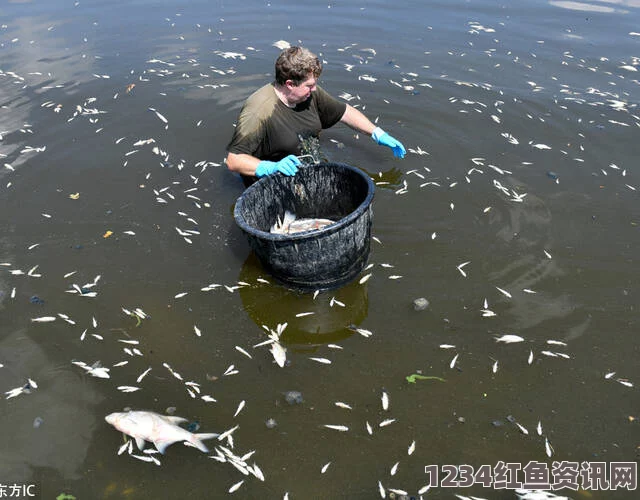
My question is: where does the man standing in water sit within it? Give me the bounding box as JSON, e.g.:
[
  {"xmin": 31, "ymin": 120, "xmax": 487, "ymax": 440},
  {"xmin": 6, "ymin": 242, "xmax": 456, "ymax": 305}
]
[{"xmin": 226, "ymin": 46, "xmax": 406, "ymax": 187}]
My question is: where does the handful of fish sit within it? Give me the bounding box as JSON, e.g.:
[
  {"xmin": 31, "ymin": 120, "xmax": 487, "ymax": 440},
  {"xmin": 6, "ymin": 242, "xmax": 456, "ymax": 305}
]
[
  {"xmin": 270, "ymin": 210, "xmax": 334, "ymax": 235},
  {"xmin": 105, "ymin": 410, "xmax": 218, "ymax": 454}
]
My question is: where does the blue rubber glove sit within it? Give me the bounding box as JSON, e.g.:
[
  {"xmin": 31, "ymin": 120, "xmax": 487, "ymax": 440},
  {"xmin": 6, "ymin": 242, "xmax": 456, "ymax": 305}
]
[
  {"xmin": 372, "ymin": 127, "xmax": 406, "ymax": 158},
  {"xmin": 255, "ymin": 155, "xmax": 300, "ymax": 177}
]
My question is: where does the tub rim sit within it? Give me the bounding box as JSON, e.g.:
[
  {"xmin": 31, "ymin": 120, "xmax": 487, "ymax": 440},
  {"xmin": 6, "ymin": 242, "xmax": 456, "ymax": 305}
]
[{"xmin": 233, "ymin": 162, "xmax": 375, "ymax": 242}]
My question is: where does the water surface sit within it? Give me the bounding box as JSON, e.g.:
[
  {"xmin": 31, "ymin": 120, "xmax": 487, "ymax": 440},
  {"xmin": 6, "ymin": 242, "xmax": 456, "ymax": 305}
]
[{"xmin": 1, "ymin": 0, "xmax": 638, "ymax": 498}]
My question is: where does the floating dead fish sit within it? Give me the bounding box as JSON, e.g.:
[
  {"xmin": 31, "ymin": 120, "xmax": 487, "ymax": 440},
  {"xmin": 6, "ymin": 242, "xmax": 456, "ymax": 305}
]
[
  {"xmin": 235, "ymin": 346, "xmax": 252, "ymax": 359},
  {"xmin": 106, "ymin": 410, "xmax": 218, "ymax": 454},
  {"xmin": 379, "ymin": 418, "xmax": 396, "ymax": 427},
  {"xmin": 136, "ymin": 367, "xmax": 152, "ymax": 383},
  {"xmin": 450, "ymin": 353, "xmax": 459, "ymax": 368},
  {"xmin": 72, "ymin": 361, "xmax": 110, "ymax": 379},
  {"xmin": 359, "ymin": 273, "xmax": 372, "ymax": 284},
  {"xmin": 270, "ymin": 342, "xmax": 287, "ymax": 367},
  {"xmin": 321, "ymin": 462, "xmax": 331, "ymax": 474},
  {"xmin": 545, "ymin": 437, "xmax": 554, "ymax": 457},
  {"xmin": 31, "ymin": 316, "xmax": 57, "ymax": 322},
  {"xmin": 457, "ymin": 261, "xmax": 470, "ymax": 277},
  {"xmin": 117, "ymin": 386, "xmax": 141, "ymax": 393},
  {"xmin": 233, "ymin": 400, "xmax": 245, "ymax": 418},
  {"xmin": 381, "ymin": 390, "xmax": 389, "ymax": 411},
  {"xmin": 309, "ymin": 357, "xmax": 331, "ymax": 364},
  {"xmin": 495, "ymin": 334, "xmax": 524, "ymax": 343},
  {"xmin": 390, "ymin": 461, "xmax": 399, "ymax": 475},
  {"xmin": 323, "ymin": 424, "xmax": 349, "ymax": 432},
  {"xmin": 546, "ymin": 340, "xmax": 567, "ymax": 346},
  {"xmin": 228, "ymin": 480, "xmax": 244, "ymax": 493},
  {"xmin": 388, "ymin": 488, "xmax": 408, "ymax": 496}
]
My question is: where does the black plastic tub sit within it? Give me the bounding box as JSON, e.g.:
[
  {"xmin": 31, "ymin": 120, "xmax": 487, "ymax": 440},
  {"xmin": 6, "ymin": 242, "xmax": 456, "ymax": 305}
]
[{"xmin": 233, "ymin": 162, "xmax": 375, "ymax": 291}]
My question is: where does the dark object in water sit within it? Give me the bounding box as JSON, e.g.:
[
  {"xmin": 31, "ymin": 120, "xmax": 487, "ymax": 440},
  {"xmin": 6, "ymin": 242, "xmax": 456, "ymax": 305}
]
[
  {"xmin": 283, "ymin": 391, "xmax": 304, "ymax": 405},
  {"xmin": 234, "ymin": 162, "xmax": 375, "ymax": 291},
  {"xmin": 30, "ymin": 295, "xmax": 45, "ymax": 305}
]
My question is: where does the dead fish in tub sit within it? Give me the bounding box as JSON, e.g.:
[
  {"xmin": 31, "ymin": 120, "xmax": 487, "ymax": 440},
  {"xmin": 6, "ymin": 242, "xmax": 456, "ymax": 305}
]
[
  {"xmin": 105, "ymin": 410, "xmax": 218, "ymax": 454},
  {"xmin": 270, "ymin": 210, "xmax": 335, "ymax": 235}
]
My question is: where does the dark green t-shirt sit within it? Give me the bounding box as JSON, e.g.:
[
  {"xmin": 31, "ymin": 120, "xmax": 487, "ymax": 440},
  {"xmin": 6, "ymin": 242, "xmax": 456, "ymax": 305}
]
[{"xmin": 227, "ymin": 83, "xmax": 346, "ymax": 185}]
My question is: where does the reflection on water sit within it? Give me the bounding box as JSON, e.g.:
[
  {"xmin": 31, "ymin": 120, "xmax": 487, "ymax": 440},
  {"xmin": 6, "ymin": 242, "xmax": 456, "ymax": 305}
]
[
  {"xmin": 0, "ymin": 330, "xmax": 102, "ymax": 482},
  {"xmin": 549, "ymin": 1, "xmax": 623, "ymax": 13},
  {"xmin": 238, "ymin": 253, "xmax": 367, "ymax": 345},
  {"xmin": 1, "ymin": 0, "xmax": 640, "ymax": 497}
]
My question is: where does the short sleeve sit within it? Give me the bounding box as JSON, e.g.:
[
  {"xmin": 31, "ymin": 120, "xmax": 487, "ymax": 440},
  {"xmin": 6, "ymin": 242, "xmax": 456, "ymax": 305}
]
[{"xmin": 314, "ymin": 86, "xmax": 347, "ymax": 129}]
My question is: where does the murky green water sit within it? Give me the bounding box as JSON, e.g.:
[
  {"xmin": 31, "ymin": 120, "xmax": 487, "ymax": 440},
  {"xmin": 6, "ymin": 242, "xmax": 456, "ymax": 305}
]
[{"xmin": 0, "ymin": 0, "xmax": 638, "ymax": 498}]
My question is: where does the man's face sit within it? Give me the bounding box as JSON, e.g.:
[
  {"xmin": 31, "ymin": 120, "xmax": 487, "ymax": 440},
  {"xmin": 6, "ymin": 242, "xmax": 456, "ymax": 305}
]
[{"xmin": 286, "ymin": 73, "xmax": 317, "ymax": 104}]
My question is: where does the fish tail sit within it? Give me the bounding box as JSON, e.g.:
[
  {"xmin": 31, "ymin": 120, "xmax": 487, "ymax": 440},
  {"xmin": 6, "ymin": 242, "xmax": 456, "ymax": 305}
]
[{"xmin": 191, "ymin": 433, "xmax": 219, "ymax": 453}]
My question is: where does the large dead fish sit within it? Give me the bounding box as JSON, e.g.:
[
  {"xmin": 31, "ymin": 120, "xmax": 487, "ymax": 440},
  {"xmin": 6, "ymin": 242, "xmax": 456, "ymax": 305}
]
[
  {"xmin": 270, "ymin": 210, "xmax": 334, "ymax": 235},
  {"xmin": 105, "ymin": 410, "xmax": 218, "ymax": 453}
]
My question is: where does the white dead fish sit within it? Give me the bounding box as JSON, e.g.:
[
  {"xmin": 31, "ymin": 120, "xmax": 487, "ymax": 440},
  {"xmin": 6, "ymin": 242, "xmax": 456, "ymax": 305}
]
[
  {"xmin": 379, "ymin": 418, "xmax": 396, "ymax": 427},
  {"xmin": 408, "ymin": 440, "xmax": 416, "ymax": 455},
  {"xmin": 321, "ymin": 462, "xmax": 331, "ymax": 474},
  {"xmin": 117, "ymin": 386, "xmax": 141, "ymax": 393},
  {"xmin": 545, "ymin": 437, "xmax": 554, "ymax": 457},
  {"xmin": 136, "ymin": 367, "xmax": 152, "ymax": 383},
  {"xmin": 228, "ymin": 480, "xmax": 244, "ymax": 494},
  {"xmin": 457, "ymin": 261, "xmax": 470, "ymax": 277},
  {"xmin": 381, "ymin": 390, "xmax": 389, "ymax": 411},
  {"xmin": 270, "ymin": 342, "xmax": 287, "ymax": 367},
  {"xmin": 450, "ymin": 353, "xmax": 459, "ymax": 368},
  {"xmin": 270, "ymin": 210, "xmax": 334, "ymax": 234},
  {"xmin": 309, "ymin": 357, "xmax": 331, "ymax": 364},
  {"xmin": 359, "ymin": 273, "xmax": 372, "ymax": 284},
  {"xmin": 495, "ymin": 334, "xmax": 524, "ymax": 343},
  {"xmin": 105, "ymin": 410, "xmax": 218, "ymax": 453},
  {"xmin": 235, "ymin": 346, "xmax": 252, "ymax": 359},
  {"xmin": 546, "ymin": 340, "xmax": 567, "ymax": 346},
  {"xmin": 31, "ymin": 316, "xmax": 57, "ymax": 322},
  {"xmin": 323, "ymin": 424, "xmax": 349, "ymax": 432},
  {"xmin": 72, "ymin": 361, "xmax": 110, "ymax": 379},
  {"xmin": 388, "ymin": 488, "xmax": 408, "ymax": 496},
  {"xmin": 233, "ymin": 400, "xmax": 246, "ymax": 418}
]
